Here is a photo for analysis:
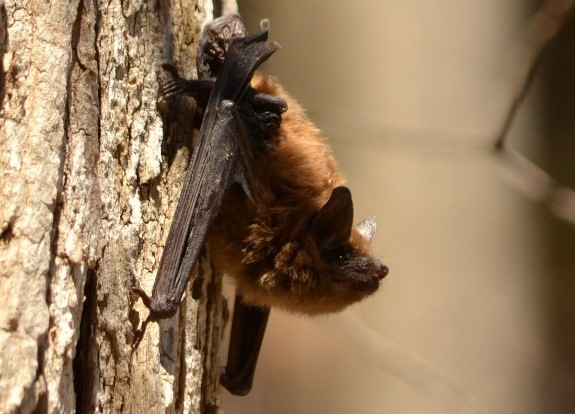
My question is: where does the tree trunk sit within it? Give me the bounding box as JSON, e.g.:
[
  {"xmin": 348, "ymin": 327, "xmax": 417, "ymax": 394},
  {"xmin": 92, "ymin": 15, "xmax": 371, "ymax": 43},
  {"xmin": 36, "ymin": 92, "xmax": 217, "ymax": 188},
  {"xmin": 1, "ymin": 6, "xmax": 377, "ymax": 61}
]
[{"xmin": 0, "ymin": 0, "xmax": 234, "ymax": 412}]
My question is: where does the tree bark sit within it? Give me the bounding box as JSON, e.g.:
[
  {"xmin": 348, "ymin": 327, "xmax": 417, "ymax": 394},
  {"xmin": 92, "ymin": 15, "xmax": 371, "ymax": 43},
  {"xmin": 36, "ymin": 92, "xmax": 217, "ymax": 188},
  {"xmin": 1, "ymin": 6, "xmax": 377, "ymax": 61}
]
[{"xmin": 0, "ymin": 0, "xmax": 234, "ymax": 412}]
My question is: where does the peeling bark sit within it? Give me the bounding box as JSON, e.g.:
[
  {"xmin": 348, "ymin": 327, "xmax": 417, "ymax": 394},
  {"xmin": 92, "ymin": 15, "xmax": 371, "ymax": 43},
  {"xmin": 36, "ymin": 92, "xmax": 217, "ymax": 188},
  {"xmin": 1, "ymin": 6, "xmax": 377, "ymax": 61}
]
[{"xmin": 0, "ymin": 0, "xmax": 234, "ymax": 412}]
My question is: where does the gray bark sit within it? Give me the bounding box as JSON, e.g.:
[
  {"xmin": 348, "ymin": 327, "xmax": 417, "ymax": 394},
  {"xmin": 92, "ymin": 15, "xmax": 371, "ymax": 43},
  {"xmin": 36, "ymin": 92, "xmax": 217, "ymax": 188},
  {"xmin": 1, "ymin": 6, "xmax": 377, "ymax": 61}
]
[{"xmin": 0, "ymin": 0, "xmax": 233, "ymax": 412}]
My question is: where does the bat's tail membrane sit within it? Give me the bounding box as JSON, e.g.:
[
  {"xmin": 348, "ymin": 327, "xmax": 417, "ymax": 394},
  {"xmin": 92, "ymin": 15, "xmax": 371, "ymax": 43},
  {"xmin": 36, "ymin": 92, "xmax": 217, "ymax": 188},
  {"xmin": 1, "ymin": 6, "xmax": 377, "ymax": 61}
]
[{"xmin": 221, "ymin": 297, "xmax": 271, "ymax": 396}]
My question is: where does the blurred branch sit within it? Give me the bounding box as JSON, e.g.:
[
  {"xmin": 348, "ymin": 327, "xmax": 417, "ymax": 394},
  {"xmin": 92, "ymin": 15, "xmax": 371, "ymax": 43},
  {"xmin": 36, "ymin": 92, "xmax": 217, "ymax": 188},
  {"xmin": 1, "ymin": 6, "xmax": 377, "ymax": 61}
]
[
  {"xmin": 495, "ymin": 0, "xmax": 575, "ymax": 225},
  {"xmin": 495, "ymin": 0, "xmax": 575, "ymax": 149},
  {"xmin": 495, "ymin": 148, "xmax": 575, "ymax": 224}
]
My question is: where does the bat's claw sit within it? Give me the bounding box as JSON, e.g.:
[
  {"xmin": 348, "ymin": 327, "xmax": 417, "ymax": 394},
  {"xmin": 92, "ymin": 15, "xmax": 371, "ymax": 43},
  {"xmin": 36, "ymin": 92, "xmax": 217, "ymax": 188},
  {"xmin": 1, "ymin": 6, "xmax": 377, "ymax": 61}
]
[
  {"xmin": 131, "ymin": 286, "xmax": 154, "ymax": 348},
  {"xmin": 132, "ymin": 285, "xmax": 152, "ymax": 309},
  {"xmin": 156, "ymin": 65, "xmax": 185, "ymax": 101},
  {"xmin": 132, "ymin": 315, "xmax": 151, "ymax": 348}
]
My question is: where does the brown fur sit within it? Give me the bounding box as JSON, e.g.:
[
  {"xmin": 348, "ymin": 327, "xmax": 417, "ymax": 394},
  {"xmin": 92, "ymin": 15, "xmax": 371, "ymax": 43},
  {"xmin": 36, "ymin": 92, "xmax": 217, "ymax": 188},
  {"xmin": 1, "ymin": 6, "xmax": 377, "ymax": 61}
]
[{"xmin": 208, "ymin": 75, "xmax": 386, "ymax": 314}]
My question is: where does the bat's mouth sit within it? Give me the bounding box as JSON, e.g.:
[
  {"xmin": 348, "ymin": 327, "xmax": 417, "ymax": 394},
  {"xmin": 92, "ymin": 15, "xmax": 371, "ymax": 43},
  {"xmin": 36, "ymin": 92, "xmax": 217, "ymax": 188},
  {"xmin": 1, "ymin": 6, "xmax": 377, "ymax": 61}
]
[
  {"xmin": 353, "ymin": 273, "xmax": 384, "ymax": 294},
  {"xmin": 355, "ymin": 279, "xmax": 380, "ymax": 295},
  {"xmin": 360, "ymin": 262, "xmax": 388, "ymax": 293},
  {"xmin": 333, "ymin": 262, "xmax": 388, "ymax": 296}
]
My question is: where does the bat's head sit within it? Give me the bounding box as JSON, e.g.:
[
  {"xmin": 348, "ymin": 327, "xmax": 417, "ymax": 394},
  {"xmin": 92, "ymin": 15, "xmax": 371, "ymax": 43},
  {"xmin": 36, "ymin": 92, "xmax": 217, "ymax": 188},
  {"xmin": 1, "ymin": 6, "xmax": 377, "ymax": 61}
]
[
  {"xmin": 237, "ymin": 186, "xmax": 388, "ymax": 314},
  {"xmin": 312, "ymin": 186, "xmax": 388, "ymax": 306}
]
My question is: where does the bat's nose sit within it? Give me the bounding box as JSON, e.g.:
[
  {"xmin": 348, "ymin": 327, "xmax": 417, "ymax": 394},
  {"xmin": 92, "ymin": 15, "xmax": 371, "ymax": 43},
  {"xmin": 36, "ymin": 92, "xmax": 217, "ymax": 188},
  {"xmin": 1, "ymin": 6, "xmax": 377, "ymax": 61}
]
[{"xmin": 378, "ymin": 264, "xmax": 389, "ymax": 280}]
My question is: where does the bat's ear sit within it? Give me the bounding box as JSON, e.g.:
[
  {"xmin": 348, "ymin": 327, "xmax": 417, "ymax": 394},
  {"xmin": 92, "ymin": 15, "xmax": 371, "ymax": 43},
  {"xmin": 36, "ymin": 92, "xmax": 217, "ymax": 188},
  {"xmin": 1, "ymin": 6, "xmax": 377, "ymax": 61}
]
[
  {"xmin": 357, "ymin": 216, "xmax": 377, "ymax": 242},
  {"xmin": 312, "ymin": 186, "xmax": 354, "ymax": 250}
]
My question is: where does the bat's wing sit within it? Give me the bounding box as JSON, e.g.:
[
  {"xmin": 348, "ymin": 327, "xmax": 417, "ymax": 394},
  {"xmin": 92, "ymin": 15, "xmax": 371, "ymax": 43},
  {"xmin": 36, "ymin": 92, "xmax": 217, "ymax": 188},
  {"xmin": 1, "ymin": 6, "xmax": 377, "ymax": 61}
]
[
  {"xmin": 138, "ymin": 21, "xmax": 280, "ymax": 317},
  {"xmin": 221, "ymin": 296, "xmax": 271, "ymax": 395}
]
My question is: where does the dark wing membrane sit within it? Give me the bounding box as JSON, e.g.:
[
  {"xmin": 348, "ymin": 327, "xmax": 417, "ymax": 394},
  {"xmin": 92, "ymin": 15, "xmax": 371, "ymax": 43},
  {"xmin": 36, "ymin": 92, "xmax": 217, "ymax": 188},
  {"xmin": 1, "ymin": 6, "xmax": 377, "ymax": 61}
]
[{"xmin": 147, "ymin": 21, "xmax": 280, "ymax": 317}]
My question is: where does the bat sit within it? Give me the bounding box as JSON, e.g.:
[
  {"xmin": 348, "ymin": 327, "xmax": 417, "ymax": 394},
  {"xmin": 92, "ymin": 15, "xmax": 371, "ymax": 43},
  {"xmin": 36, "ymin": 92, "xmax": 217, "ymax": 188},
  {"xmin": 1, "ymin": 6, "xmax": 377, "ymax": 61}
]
[{"xmin": 134, "ymin": 15, "xmax": 389, "ymax": 396}]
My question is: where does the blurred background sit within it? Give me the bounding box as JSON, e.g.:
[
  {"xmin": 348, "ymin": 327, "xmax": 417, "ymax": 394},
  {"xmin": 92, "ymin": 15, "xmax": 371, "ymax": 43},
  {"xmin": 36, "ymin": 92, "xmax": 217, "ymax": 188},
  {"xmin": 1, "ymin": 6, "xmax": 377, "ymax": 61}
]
[{"xmin": 223, "ymin": 1, "xmax": 575, "ymax": 412}]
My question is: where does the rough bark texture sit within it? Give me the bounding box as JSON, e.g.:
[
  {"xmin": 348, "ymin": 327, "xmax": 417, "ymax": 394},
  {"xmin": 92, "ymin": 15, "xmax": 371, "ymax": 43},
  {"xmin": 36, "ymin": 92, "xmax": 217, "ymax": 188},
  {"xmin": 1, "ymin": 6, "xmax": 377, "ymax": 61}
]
[{"xmin": 0, "ymin": 0, "xmax": 234, "ymax": 412}]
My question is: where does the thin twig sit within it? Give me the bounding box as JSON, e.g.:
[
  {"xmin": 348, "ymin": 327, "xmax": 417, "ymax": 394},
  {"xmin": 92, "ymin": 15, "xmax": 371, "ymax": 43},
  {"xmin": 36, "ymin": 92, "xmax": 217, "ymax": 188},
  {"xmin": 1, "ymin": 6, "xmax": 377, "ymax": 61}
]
[
  {"xmin": 495, "ymin": 0, "xmax": 575, "ymax": 149},
  {"xmin": 494, "ymin": 0, "xmax": 575, "ymax": 225}
]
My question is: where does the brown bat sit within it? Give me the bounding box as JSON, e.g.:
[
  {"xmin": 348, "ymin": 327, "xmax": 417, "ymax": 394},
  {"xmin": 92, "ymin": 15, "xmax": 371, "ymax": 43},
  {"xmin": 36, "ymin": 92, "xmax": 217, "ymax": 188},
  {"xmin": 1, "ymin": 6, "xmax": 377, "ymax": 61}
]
[{"xmin": 135, "ymin": 15, "xmax": 388, "ymax": 396}]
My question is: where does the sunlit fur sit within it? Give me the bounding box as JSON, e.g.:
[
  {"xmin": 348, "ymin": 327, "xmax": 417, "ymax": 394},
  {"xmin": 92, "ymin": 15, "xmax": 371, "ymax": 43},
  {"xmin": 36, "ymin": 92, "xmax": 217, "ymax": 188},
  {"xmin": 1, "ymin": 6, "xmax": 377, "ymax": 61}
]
[{"xmin": 208, "ymin": 75, "xmax": 386, "ymax": 314}]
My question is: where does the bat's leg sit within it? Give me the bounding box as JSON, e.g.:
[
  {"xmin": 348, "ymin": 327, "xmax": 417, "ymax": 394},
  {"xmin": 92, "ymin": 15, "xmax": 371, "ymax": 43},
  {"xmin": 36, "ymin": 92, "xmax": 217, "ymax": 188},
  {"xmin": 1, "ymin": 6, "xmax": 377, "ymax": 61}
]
[{"xmin": 221, "ymin": 295, "xmax": 271, "ymax": 396}]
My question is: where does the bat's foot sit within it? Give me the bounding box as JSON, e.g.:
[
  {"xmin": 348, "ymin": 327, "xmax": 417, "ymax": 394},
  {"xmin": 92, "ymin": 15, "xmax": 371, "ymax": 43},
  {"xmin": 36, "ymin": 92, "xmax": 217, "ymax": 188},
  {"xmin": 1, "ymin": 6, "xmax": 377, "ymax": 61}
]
[
  {"xmin": 197, "ymin": 14, "xmax": 247, "ymax": 79},
  {"xmin": 156, "ymin": 64, "xmax": 214, "ymax": 104},
  {"xmin": 156, "ymin": 64, "xmax": 184, "ymax": 101}
]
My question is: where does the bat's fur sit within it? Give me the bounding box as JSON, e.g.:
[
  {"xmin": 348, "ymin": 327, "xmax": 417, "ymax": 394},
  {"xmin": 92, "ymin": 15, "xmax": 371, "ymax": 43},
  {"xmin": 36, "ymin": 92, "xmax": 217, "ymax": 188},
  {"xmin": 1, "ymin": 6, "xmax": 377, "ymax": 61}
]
[{"xmin": 209, "ymin": 74, "xmax": 388, "ymax": 314}]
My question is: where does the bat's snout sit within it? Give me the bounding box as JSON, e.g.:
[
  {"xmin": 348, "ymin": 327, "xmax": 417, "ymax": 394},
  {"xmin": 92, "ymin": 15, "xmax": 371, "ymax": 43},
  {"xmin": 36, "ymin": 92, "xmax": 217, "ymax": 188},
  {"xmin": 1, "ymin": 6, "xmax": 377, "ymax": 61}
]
[{"xmin": 378, "ymin": 263, "xmax": 389, "ymax": 280}]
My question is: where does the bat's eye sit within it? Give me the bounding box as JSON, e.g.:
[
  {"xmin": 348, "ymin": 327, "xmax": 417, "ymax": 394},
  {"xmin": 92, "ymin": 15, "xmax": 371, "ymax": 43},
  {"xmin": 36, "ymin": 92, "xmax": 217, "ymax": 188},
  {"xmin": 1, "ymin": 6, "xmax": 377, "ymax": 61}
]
[{"xmin": 324, "ymin": 246, "xmax": 351, "ymax": 266}]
